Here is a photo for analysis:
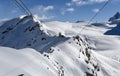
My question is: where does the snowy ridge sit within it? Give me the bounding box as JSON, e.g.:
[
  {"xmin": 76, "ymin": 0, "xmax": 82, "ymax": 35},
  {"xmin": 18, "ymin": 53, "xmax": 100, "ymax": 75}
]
[
  {"xmin": 109, "ymin": 12, "xmax": 120, "ymax": 22},
  {"xmin": 0, "ymin": 15, "xmax": 68, "ymax": 53},
  {"xmin": 104, "ymin": 12, "xmax": 120, "ymax": 35},
  {"xmin": 0, "ymin": 15, "xmax": 120, "ymax": 76}
]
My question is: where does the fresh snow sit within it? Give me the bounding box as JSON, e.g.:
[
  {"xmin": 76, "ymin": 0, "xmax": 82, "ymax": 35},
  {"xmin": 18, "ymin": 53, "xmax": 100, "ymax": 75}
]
[{"xmin": 0, "ymin": 14, "xmax": 120, "ymax": 76}]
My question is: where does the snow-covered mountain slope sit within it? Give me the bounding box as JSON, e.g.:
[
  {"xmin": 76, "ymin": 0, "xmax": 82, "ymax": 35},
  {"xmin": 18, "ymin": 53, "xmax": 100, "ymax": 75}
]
[
  {"xmin": 109, "ymin": 12, "xmax": 120, "ymax": 23},
  {"xmin": 104, "ymin": 12, "xmax": 120, "ymax": 35},
  {"xmin": 1, "ymin": 37, "xmax": 120, "ymax": 76},
  {"xmin": 45, "ymin": 20, "xmax": 120, "ymax": 59},
  {"xmin": 0, "ymin": 15, "xmax": 69, "ymax": 53},
  {"xmin": 105, "ymin": 22, "xmax": 120, "ymax": 35},
  {"xmin": 0, "ymin": 15, "xmax": 120, "ymax": 76}
]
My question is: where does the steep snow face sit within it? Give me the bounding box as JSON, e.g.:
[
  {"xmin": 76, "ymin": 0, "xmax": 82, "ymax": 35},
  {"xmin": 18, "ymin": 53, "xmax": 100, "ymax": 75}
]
[
  {"xmin": 109, "ymin": 12, "xmax": 120, "ymax": 22},
  {"xmin": 0, "ymin": 15, "xmax": 120, "ymax": 76},
  {"xmin": 105, "ymin": 12, "xmax": 120, "ymax": 35},
  {"xmin": 0, "ymin": 15, "xmax": 69, "ymax": 53}
]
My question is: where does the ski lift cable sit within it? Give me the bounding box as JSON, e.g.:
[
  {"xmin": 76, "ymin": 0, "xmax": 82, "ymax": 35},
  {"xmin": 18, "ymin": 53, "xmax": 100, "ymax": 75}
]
[
  {"xmin": 18, "ymin": 0, "xmax": 40, "ymax": 23},
  {"xmin": 13, "ymin": 0, "xmax": 42, "ymax": 24},
  {"xmin": 13, "ymin": 0, "xmax": 41, "ymax": 25},
  {"xmin": 18, "ymin": 0, "xmax": 32, "ymax": 15},
  {"xmin": 12, "ymin": 0, "xmax": 27, "ymax": 15},
  {"xmin": 15, "ymin": 0, "xmax": 30, "ymax": 15},
  {"xmin": 14, "ymin": 0, "xmax": 29, "ymax": 15},
  {"xmin": 79, "ymin": 0, "xmax": 112, "ymax": 34}
]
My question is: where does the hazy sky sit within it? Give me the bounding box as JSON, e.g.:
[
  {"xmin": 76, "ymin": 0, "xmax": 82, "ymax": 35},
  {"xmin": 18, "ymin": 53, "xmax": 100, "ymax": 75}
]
[{"xmin": 0, "ymin": 0, "xmax": 120, "ymax": 22}]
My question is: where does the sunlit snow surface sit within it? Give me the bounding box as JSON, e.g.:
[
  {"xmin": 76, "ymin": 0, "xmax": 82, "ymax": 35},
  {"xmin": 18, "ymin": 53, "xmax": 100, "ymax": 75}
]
[{"xmin": 0, "ymin": 15, "xmax": 120, "ymax": 76}]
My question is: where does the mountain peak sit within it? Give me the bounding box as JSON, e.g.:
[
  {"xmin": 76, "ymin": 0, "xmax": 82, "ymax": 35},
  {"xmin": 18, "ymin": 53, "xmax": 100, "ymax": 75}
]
[
  {"xmin": 0, "ymin": 15, "xmax": 49, "ymax": 52},
  {"xmin": 109, "ymin": 12, "xmax": 120, "ymax": 21}
]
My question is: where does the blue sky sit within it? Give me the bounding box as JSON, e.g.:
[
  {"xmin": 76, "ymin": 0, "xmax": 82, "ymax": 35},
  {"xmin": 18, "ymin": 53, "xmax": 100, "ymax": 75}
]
[{"xmin": 0, "ymin": 0, "xmax": 120, "ymax": 22}]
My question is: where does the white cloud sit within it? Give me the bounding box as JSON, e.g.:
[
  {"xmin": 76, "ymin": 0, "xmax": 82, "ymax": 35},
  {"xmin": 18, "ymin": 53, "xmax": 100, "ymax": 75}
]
[
  {"xmin": 35, "ymin": 5, "xmax": 54, "ymax": 12},
  {"xmin": 61, "ymin": 7, "xmax": 74, "ymax": 15},
  {"xmin": 68, "ymin": 0, "xmax": 108, "ymax": 6},
  {"xmin": 66, "ymin": 3, "xmax": 72, "ymax": 6},
  {"xmin": 92, "ymin": 8, "xmax": 100, "ymax": 13},
  {"xmin": 38, "ymin": 15, "xmax": 54, "ymax": 20},
  {"xmin": 67, "ymin": 8, "xmax": 75, "ymax": 12},
  {"xmin": 90, "ymin": 0, "xmax": 108, "ymax": 3},
  {"xmin": 44, "ymin": 6, "xmax": 54, "ymax": 11},
  {"xmin": 64, "ymin": 0, "xmax": 108, "ymax": 14},
  {"xmin": 31, "ymin": 5, "xmax": 55, "ymax": 20}
]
